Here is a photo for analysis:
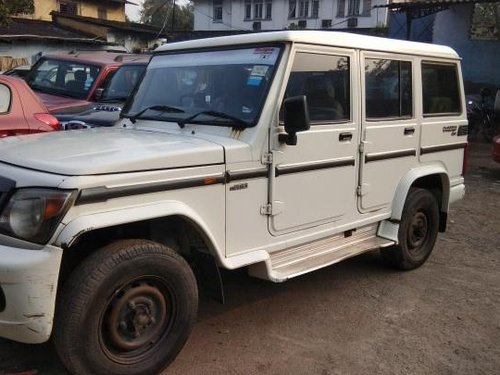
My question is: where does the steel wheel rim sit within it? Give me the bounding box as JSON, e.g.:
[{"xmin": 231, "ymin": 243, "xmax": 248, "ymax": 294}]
[
  {"xmin": 407, "ymin": 211, "xmax": 428, "ymax": 256},
  {"xmin": 99, "ymin": 276, "xmax": 174, "ymax": 364}
]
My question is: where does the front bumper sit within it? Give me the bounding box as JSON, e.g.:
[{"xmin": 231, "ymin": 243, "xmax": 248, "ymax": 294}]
[{"xmin": 0, "ymin": 243, "xmax": 62, "ymax": 344}]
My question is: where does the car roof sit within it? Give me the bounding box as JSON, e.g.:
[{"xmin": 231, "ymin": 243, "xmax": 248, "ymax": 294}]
[
  {"xmin": 156, "ymin": 30, "xmax": 459, "ymax": 60},
  {"xmin": 40, "ymin": 52, "xmax": 149, "ymax": 66}
]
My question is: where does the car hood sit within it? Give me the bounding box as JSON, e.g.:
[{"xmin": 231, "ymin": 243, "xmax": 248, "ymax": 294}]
[
  {"xmin": 37, "ymin": 92, "xmax": 90, "ymax": 112},
  {"xmin": 0, "ymin": 128, "xmax": 224, "ymax": 175}
]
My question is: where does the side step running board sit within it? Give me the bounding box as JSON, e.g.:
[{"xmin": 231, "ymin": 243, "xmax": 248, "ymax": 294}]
[{"xmin": 248, "ymin": 224, "xmax": 394, "ymax": 282}]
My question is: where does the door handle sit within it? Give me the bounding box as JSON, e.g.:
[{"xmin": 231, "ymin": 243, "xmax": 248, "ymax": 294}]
[
  {"xmin": 339, "ymin": 132, "xmax": 353, "ymax": 142},
  {"xmin": 404, "ymin": 127, "xmax": 415, "ymax": 136}
]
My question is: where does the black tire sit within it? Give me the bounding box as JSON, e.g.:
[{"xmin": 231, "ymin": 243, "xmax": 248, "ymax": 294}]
[
  {"xmin": 54, "ymin": 239, "xmax": 198, "ymax": 375},
  {"xmin": 381, "ymin": 188, "xmax": 439, "ymax": 270}
]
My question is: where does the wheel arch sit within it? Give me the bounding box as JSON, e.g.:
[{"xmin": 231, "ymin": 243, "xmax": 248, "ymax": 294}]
[
  {"xmin": 54, "ymin": 202, "xmax": 225, "ymax": 296},
  {"xmin": 391, "ymin": 164, "xmax": 451, "ymax": 230}
]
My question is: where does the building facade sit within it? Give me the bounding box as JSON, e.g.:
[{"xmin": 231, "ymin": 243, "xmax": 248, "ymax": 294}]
[
  {"xmin": 386, "ymin": 0, "xmax": 500, "ymax": 91},
  {"xmin": 193, "ymin": 0, "xmax": 389, "ymax": 31},
  {"xmin": 17, "ymin": 0, "xmax": 128, "ymax": 22}
]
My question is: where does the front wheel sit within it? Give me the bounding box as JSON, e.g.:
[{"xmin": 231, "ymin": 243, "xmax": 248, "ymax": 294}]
[
  {"xmin": 381, "ymin": 188, "xmax": 439, "ymax": 270},
  {"xmin": 54, "ymin": 239, "xmax": 198, "ymax": 375}
]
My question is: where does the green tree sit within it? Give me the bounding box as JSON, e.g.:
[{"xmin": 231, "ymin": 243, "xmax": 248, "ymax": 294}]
[
  {"xmin": 140, "ymin": 0, "xmax": 193, "ymax": 31},
  {"xmin": 0, "ymin": 0, "xmax": 34, "ymax": 25}
]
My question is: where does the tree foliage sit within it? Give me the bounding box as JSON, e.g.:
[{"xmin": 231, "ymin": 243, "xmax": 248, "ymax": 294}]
[
  {"xmin": 0, "ymin": 0, "xmax": 34, "ymax": 26},
  {"xmin": 140, "ymin": 0, "xmax": 193, "ymax": 31}
]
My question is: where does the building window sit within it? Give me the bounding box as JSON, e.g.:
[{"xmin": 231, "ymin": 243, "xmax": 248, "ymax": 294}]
[
  {"xmin": 254, "ymin": 0, "xmax": 263, "ymax": 19},
  {"xmin": 337, "ymin": 0, "xmax": 345, "ymax": 17},
  {"xmin": 289, "ymin": 0, "xmax": 297, "ymax": 18},
  {"xmin": 97, "ymin": 7, "xmax": 107, "ymax": 20},
  {"xmin": 365, "ymin": 59, "xmax": 413, "ymax": 119},
  {"xmin": 265, "ymin": 0, "xmax": 272, "ymax": 19},
  {"xmin": 298, "ymin": 0, "xmax": 309, "ymax": 18},
  {"xmin": 245, "ymin": 0, "xmax": 252, "ymax": 20},
  {"xmin": 59, "ymin": 1, "xmax": 78, "ymax": 15},
  {"xmin": 470, "ymin": 3, "xmax": 500, "ymax": 40},
  {"xmin": 422, "ymin": 63, "xmax": 461, "ymax": 115},
  {"xmin": 213, "ymin": 0, "xmax": 223, "ymax": 22},
  {"xmin": 347, "ymin": 0, "xmax": 360, "ymax": 16},
  {"xmin": 311, "ymin": 0, "xmax": 319, "ymax": 18},
  {"xmin": 361, "ymin": 0, "xmax": 371, "ymax": 16}
]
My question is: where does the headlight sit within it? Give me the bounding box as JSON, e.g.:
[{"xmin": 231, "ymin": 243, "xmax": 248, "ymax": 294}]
[{"xmin": 0, "ymin": 189, "xmax": 76, "ymax": 244}]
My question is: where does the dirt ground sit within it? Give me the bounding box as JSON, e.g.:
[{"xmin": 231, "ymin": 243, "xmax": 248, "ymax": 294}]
[{"xmin": 0, "ymin": 141, "xmax": 499, "ymax": 375}]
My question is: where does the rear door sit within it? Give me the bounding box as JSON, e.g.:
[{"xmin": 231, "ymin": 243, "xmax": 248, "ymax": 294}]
[
  {"xmin": 269, "ymin": 45, "xmax": 359, "ymax": 235},
  {"xmin": 359, "ymin": 53, "xmax": 418, "ymax": 212}
]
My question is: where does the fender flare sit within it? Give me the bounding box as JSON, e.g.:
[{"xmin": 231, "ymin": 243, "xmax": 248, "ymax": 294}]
[
  {"xmin": 55, "ymin": 200, "xmax": 225, "ymax": 264},
  {"xmin": 390, "ymin": 163, "xmax": 451, "ymax": 221}
]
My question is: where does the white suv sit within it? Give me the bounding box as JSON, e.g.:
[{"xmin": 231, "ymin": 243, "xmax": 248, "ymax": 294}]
[{"xmin": 0, "ymin": 31, "xmax": 467, "ymax": 375}]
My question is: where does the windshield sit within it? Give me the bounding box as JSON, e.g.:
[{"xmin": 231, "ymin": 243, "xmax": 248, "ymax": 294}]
[
  {"xmin": 26, "ymin": 57, "xmax": 102, "ymax": 100},
  {"xmin": 123, "ymin": 46, "xmax": 281, "ymax": 127},
  {"xmin": 102, "ymin": 64, "xmax": 146, "ymax": 102}
]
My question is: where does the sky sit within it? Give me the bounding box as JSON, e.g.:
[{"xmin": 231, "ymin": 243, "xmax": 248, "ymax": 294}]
[
  {"xmin": 126, "ymin": 0, "xmax": 145, "ymax": 22},
  {"xmin": 126, "ymin": 0, "xmax": 189, "ymax": 22}
]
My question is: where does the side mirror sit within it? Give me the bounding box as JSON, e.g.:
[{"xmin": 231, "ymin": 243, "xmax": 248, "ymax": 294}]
[
  {"xmin": 279, "ymin": 95, "xmax": 310, "ymax": 146},
  {"xmin": 495, "ymin": 90, "xmax": 500, "ymax": 116},
  {"xmin": 94, "ymin": 88, "xmax": 104, "ymax": 101}
]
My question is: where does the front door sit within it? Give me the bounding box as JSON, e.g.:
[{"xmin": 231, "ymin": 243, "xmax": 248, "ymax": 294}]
[{"xmin": 269, "ymin": 46, "xmax": 359, "ymax": 235}]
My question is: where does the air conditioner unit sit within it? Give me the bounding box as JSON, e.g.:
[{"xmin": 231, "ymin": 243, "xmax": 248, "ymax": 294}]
[
  {"xmin": 253, "ymin": 21, "xmax": 261, "ymax": 31},
  {"xmin": 298, "ymin": 20, "xmax": 307, "ymax": 29},
  {"xmin": 321, "ymin": 19, "xmax": 332, "ymax": 29},
  {"xmin": 347, "ymin": 17, "xmax": 358, "ymax": 27}
]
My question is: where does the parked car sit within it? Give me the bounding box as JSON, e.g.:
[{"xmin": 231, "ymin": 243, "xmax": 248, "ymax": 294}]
[
  {"xmin": 0, "ymin": 75, "xmax": 60, "ymax": 137},
  {"xmin": 25, "ymin": 51, "xmax": 144, "ymax": 112},
  {"xmin": 55, "ymin": 58, "xmax": 150, "ymax": 129},
  {"xmin": 493, "ymin": 136, "xmax": 500, "ymax": 163}
]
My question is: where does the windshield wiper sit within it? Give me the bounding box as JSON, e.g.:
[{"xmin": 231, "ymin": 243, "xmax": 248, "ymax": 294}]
[
  {"xmin": 123, "ymin": 105, "xmax": 185, "ymax": 124},
  {"xmin": 177, "ymin": 110, "xmax": 250, "ymax": 129}
]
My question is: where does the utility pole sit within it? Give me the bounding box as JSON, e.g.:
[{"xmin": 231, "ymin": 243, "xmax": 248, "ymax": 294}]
[{"xmin": 171, "ymin": 0, "xmax": 176, "ymax": 31}]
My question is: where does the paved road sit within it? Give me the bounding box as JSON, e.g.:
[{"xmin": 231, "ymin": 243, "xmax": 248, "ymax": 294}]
[{"xmin": 0, "ymin": 142, "xmax": 499, "ymax": 375}]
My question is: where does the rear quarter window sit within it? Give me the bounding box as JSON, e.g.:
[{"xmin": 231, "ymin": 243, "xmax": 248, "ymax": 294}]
[
  {"xmin": 422, "ymin": 63, "xmax": 461, "ymax": 116},
  {"xmin": 0, "ymin": 84, "xmax": 11, "ymax": 113}
]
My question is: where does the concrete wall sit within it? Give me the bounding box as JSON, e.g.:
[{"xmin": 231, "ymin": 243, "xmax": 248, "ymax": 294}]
[
  {"xmin": 194, "ymin": 0, "xmax": 388, "ymax": 31},
  {"xmin": 18, "ymin": 0, "xmax": 126, "ymax": 22},
  {"xmin": 433, "ymin": 4, "xmax": 500, "ymax": 90}
]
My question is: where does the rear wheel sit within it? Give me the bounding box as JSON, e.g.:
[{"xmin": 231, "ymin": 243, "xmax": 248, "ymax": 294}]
[
  {"xmin": 54, "ymin": 239, "xmax": 198, "ymax": 375},
  {"xmin": 381, "ymin": 188, "xmax": 439, "ymax": 270}
]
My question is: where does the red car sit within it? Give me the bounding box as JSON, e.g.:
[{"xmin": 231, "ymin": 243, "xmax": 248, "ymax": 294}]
[
  {"xmin": 0, "ymin": 75, "xmax": 60, "ymax": 138},
  {"xmin": 25, "ymin": 51, "xmax": 140, "ymax": 112},
  {"xmin": 493, "ymin": 136, "xmax": 500, "ymax": 163}
]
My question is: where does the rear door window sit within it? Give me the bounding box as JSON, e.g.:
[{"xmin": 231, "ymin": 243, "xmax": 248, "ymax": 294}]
[{"xmin": 365, "ymin": 59, "xmax": 412, "ymax": 119}]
